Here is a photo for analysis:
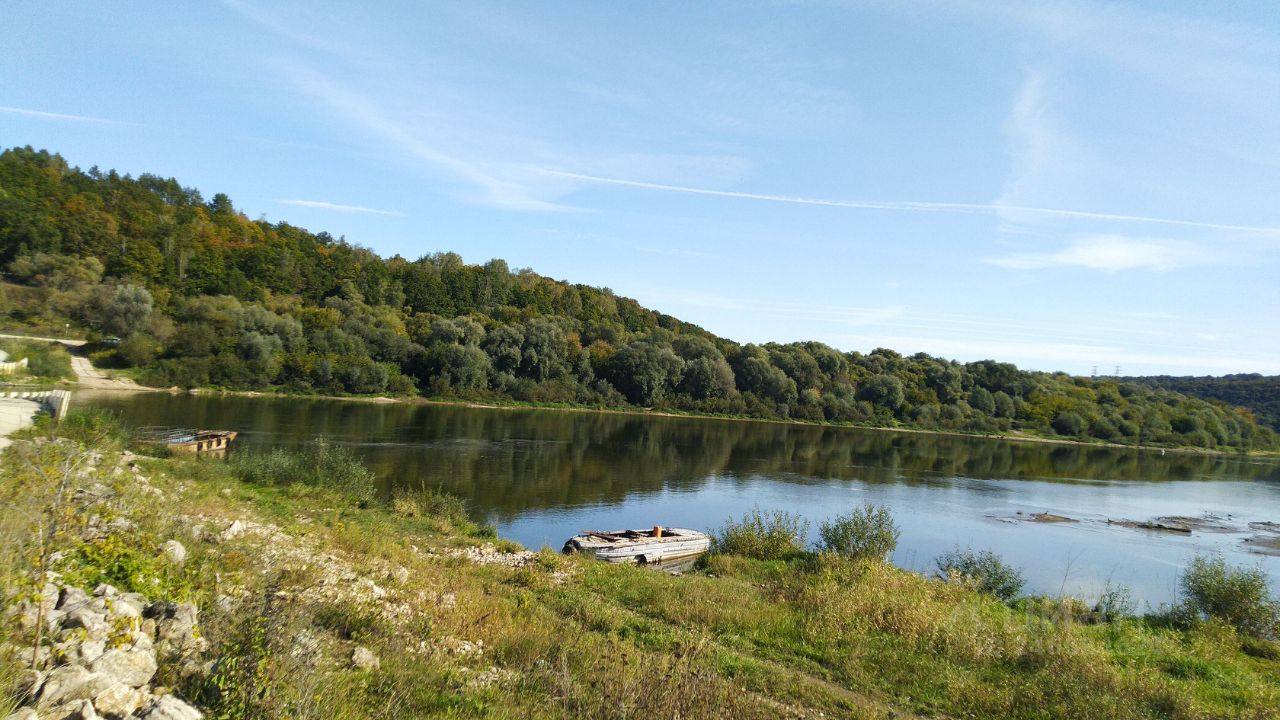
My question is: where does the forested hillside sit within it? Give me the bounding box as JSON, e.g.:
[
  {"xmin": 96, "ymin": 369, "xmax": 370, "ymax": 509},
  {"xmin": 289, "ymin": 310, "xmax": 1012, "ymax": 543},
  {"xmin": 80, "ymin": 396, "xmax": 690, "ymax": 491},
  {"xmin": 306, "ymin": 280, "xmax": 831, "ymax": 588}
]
[
  {"xmin": 1124, "ymin": 374, "xmax": 1280, "ymax": 432},
  {"xmin": 0, "ymin": 146, "xmax": 1274, "ymax": 451}
]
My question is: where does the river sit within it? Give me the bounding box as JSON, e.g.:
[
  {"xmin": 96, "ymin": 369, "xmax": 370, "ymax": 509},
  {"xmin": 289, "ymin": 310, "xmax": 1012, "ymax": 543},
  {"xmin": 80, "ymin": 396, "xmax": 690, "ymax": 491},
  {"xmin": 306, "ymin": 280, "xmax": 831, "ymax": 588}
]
[{"xmin": 80, "ymin": 391, "xmax": 1280, "ymax": 607}]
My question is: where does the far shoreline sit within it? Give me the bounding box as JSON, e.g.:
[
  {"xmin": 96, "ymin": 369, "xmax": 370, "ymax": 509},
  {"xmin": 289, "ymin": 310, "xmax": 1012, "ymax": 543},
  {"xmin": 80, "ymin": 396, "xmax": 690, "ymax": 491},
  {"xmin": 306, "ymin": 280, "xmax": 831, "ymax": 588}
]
[{"xmin": 66, "ymin": 381, "xmax": 1279, "ymax": 460}]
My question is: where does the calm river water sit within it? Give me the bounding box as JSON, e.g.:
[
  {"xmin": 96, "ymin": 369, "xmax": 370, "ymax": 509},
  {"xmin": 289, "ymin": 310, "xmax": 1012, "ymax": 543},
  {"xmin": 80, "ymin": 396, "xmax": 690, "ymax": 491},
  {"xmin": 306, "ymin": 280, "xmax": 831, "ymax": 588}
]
[{"xmin": 80, "ymin": 391, "xmax": 1280, "ymax": 607}]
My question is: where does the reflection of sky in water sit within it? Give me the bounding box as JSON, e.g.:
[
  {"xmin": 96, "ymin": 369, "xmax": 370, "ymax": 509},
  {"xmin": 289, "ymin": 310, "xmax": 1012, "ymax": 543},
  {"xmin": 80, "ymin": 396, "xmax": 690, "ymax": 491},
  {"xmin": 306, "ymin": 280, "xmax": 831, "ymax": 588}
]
[
  {"xmin": 500, "ymin": 474, "xmax": 1279, "ymax": 607},
  {"xmin": 81, "ymin": 391, "xmax": 1280, "ymax": 607}
]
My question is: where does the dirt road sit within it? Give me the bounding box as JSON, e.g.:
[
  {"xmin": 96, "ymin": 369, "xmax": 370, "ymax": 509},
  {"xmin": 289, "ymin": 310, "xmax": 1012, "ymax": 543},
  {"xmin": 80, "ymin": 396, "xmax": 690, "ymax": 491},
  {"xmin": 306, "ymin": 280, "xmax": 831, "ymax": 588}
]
[{"xmin": 0, "ymin": 333, "xmax": 146, "ymax": 390}]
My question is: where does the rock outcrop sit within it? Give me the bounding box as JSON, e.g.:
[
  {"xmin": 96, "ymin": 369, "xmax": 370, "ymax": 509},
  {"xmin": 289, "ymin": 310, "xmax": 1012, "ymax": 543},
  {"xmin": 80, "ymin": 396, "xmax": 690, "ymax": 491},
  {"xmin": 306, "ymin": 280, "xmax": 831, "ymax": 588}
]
[{"xmin": 3, "ymin": 581, "xmax": 205, "ymax": 720}]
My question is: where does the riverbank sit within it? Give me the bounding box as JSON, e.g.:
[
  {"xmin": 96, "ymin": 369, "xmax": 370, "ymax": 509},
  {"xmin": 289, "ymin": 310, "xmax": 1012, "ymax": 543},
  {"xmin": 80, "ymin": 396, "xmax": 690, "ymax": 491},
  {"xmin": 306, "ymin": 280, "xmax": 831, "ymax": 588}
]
[{"xmin": 3, "ymin": 422, "xmax": 1278, "ymax": 719}]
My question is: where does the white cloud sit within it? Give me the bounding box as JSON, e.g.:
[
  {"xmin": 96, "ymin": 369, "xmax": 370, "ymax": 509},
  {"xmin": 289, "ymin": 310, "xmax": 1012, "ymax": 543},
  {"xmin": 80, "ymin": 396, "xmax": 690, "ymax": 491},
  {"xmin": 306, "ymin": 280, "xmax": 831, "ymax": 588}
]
[
  {"xmin": 985, "ymin": 235, "xmax": 1202, "ymax": 272},
  {"xmin": 276, "ymin": 199, "xmax": 403, "ymax": 217}
]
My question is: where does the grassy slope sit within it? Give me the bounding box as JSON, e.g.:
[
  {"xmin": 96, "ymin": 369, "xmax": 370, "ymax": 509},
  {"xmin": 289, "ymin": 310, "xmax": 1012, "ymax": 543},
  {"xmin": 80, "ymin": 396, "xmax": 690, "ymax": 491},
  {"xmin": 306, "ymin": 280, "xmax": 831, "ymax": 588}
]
[{"xmin": 4, "ymin": 426, "xmax": 1279, "ymax": 719}]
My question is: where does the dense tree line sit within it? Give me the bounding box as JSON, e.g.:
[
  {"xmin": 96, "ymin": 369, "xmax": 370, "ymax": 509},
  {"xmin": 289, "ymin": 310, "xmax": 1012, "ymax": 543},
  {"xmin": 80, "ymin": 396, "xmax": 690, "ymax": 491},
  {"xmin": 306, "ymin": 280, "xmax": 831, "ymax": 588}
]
[
  {"xmin": 1, "ymin": 146, "xmax": 1274, "ymax": 451},
  {"xmin": 1123, "ymin": 374, "xmax": 1280, "ymax": 432}
]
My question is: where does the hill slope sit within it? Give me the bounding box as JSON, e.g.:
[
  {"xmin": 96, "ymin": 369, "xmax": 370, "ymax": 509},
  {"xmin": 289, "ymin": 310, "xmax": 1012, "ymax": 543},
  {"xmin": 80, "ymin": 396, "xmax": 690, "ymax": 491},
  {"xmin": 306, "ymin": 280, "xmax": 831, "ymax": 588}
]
[
  {"xmin": 0, "ymin": 145, "xmax": 1274, "ymax": 451},
  {"xmin": 1124, "ymin": 375, "xmax": 1280, "ymax": 432}
]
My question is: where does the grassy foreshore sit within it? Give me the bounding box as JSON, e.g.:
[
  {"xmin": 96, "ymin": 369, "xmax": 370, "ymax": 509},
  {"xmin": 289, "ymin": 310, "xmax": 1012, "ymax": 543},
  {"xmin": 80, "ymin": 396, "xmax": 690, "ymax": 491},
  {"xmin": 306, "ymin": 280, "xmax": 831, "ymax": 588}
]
[{"xmin": 3, "ymin": 413, "xmax": 1279, "ymax": 719}]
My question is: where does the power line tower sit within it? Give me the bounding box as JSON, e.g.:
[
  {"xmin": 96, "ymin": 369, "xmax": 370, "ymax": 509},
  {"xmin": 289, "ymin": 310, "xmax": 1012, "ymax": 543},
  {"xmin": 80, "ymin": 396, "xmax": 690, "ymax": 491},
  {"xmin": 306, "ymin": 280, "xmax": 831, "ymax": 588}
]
[{"xmin": 1091, "ymin": 365, "xmax": 1098, "ymax": 378}]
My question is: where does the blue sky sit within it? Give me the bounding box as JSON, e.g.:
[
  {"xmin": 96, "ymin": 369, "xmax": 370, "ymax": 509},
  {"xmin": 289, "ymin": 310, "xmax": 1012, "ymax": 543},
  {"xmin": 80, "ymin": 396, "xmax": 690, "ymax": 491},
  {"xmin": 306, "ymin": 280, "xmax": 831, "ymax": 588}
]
[{"xmin": 3, "ymin": 1, "xmax": 1278, "ymax": 376}]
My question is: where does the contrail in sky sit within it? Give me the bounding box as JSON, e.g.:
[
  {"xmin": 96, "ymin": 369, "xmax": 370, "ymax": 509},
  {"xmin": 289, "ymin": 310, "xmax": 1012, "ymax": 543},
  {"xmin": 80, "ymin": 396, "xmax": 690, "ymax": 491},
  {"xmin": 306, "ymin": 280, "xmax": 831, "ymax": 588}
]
[
  {"xmin": 0, "ymin": 105, "xmax": 139, "ymax": 126},
  {"xmin": 540, "ymin": 169, "xmax": 1280, "ymax": 235}
]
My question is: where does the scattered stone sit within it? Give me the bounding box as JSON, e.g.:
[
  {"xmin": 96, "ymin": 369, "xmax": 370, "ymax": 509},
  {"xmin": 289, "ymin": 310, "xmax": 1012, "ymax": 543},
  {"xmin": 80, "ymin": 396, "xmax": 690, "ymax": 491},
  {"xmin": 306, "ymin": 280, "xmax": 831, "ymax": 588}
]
[
  {"xmin": 78, "ymin": 638, "xmax": 107, "ymax": 665},
  {"xmin": 351, "ymin": 646, "xmax": 380, "ymax": 670},
  {"xmin": 140, "ymin": 694, "xmax": 202, "ymax": 720},
  {"xmin": 391, "ymin": 566, "xmax": 410, "ymax": 584},
  {"xmin": 90, "ymin": 649, "xmax": 158, "ymax": 688},
  {"xmin": 4, "ymin": 707, "xmax": 39, "ymax": 720},
  {"xmin": 37, "ymin": 666, "xmax": 114, "ymax": 709},
  {"xmin": 218, "ymin": 520, "xmax": 246, "ymax": 542},
  {"xmin": 160, "ymin": 540, "xmax": 187, "ymax": 566},
  {"xmin": 58, "ymin": 586, "xmax": 89, "ymax": 612},
  {"xmin": 110, "ymin": 594, "xmax": 144, "ymax": 621},
  {"xmin": 441, "ymin": 637, "xmax": 484, "ymax": 658},
  {"xmin": 16, "ymin": 669, "xmax": 45, "ymax": 702},
  {"xmin": 93, "ymin": 681, "xmax": 147, "ymax": 718},
  {"xmin": 445, "ymin": 544, "xmax": 536, "ymax": 567},
  {"xmin": 45, "ymin": 699, "xmax": 98, "ymax": 720}
]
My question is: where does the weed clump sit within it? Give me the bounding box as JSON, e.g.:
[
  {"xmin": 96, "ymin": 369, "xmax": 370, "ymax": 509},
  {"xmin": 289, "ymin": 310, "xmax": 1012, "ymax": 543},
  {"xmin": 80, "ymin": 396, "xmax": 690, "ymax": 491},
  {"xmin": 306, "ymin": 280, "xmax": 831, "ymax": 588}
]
[
  {"xmin": 1177, "ymin": 554, "xmax": 1279, "ymax": 639},
  {"xmin": 24, "ymin": 408, "xmax": 128, "ymax": 448},
  {"xmin": 817, "ymin": 502, "xmax": 899, "ymax": 561},
  {"xmin": 712, "ymin": 507, "xmax": 808, "ymax": 560},
  {"xmin": 229, "ymin": 439, "xmax": 376, "ymax": 507},
  {"xmin": 935, "ymin": 546, "xmax": 1025, "ymax": 602}
]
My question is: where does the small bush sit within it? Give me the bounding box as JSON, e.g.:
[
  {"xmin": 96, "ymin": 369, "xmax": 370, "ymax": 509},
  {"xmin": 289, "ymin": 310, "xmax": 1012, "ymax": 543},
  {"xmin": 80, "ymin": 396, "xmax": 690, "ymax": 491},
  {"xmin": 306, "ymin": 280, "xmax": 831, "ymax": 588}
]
[
  {"xmin": 392, "ymin": 486, "xmax": 468, "ymax": 523},
  {"xmin": 230, "ymin": 439, "xmax": 376, "ymax": 507},
  {"xmin": 935, "ymin": 546, "xmax": 1025, "ymax": 601},
  {"xmin": 45, "ymin": 408, "xmax": 129, "ymax": 447},
  {"xmin": 1178, "ymin": 554, "xmax": 1279, "ymax": 639},
  {"xmin": 1094, "ymin": 582, "xmax": 1136, "ymax": 622},
  {"xmin": 713, "ymin": 507, "xmax": 808, "ymax": 560},
  {"xmin": 817, "ymin": 502, "xmax": 899, "ymax": 561}
]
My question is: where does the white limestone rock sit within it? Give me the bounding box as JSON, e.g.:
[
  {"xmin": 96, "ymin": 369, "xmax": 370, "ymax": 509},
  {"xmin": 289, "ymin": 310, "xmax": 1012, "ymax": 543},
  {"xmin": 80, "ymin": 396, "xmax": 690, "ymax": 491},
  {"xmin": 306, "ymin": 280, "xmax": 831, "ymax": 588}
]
[{"xmin": 90, "ymin": 649, "xmax": 158, "ymax": 689}]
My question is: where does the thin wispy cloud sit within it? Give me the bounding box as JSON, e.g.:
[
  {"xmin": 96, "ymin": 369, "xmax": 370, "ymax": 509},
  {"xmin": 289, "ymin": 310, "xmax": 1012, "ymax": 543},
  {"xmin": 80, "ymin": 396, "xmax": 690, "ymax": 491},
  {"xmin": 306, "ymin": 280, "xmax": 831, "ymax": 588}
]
[
  {"xmin": 276, "ymin": 199, "xmax": 404, "ymax": 217},
  {"xmin": 540, "ymin": 169, "xmax": 1280, "ymax": 235},
  {"xmin": 985, "ymin": 236, "xmax": 1203, "ymax": 272},
  {"xmin": 281, "ymin": 63, "xmax": 571, "ymax": 212},
  {"xmin": 0, "ymin": 105, "xmax": 138, "ymax": 126}
]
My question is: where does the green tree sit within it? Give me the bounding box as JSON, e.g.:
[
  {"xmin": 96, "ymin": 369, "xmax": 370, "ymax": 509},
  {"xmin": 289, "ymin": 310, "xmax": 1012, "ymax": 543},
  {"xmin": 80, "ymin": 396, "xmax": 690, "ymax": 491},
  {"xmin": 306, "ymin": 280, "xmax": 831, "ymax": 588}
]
[{"xmin": 86, "ymin": 283, "xmax": 153, "ymax": 337}]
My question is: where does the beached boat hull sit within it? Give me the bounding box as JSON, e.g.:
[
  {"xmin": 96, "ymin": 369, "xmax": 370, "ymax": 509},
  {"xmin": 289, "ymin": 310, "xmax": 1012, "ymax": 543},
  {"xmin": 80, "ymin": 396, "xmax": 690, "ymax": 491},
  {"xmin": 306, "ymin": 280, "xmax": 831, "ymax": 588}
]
[{"xmin": 563, "ymin": 527, "xmax": 710, "ymax": 564}]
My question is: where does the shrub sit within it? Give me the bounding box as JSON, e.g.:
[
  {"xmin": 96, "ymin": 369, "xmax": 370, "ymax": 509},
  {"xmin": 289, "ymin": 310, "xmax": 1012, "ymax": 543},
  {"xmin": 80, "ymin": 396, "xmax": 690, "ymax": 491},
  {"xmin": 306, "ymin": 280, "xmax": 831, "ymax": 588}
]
[
  {"xmin": 712, "ymin": 507, "xmax": 808, "ymax": 560},
  {"xmin": 392, "ymin": 485, "xmax": 470, "ymax": 527},
  {"xmin": 230, "ymin": 439, "xmax": 377, "ymax": 507},
  {"xmin": 818, "ymin": 503, "xmax": 899, "ymax": 561},
  {"xmin": 1094, "ymin": 582, "xmax": 1136, "ymax": 622},
  {"xmin": 42, "ymin": 408, "xmax": 129, "ymax": 447},
  {"xmin": 1178, "ymin": 554, "xmax": 1279, "ymax": 639},
  {"xmin": 934, "ymin": 546, "xmax": 1025, "ymax": 601},
  {"xmin": 1052, "ymin": 411, "xmax": 1087, "ymax": 436},
  {"xmin": 0, "ymin": 339, "xmax": 72, "ymax": 379}
]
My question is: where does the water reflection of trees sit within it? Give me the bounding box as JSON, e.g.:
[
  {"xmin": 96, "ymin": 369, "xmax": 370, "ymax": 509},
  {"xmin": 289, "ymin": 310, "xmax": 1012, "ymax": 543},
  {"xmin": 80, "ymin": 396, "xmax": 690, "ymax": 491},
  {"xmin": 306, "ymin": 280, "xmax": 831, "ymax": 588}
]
[{"xmin": 83, "ymin": 393, "xmax": 1280, "ymax": 519}]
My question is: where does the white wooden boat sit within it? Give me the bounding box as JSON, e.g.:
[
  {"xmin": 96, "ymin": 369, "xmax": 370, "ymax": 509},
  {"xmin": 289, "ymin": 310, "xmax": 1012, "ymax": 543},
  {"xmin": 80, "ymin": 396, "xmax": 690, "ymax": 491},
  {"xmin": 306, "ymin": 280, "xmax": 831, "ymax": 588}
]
[{"xmin": 562, "ymin": 526, "xmax": 711, "ymax": 564}]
